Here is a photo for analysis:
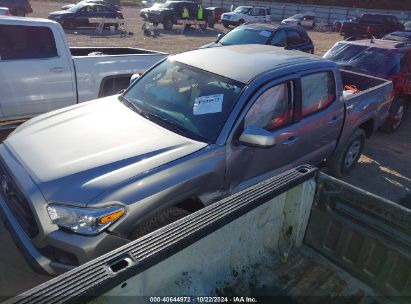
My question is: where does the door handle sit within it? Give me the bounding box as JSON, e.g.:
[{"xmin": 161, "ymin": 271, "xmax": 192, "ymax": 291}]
[
  {"xmin": 282, "ymin": 136, "xmax": 299, "ymax": 145},
  {"xmin": 50, "ymin": 67, "xmax": 67, "ymax": 73},
  {"xmin": 328, "ymin": 117, "xmax": 340, "ymax": 125}
]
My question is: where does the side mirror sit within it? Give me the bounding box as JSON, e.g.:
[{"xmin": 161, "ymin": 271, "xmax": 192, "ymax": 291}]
[
  {"xmin": 130, "ymin": 73, "xmax": 140, "ymax": 85},
  {"xmin": 239, "ymin": 126, "xmax": 276, "ymax": 148},
  {"xmin": 216, "ymin": 33, "xmax": 224, "ymax": 42}
]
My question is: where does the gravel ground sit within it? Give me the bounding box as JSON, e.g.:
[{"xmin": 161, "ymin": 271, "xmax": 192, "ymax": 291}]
[{"xmin": 0, "ymin": 0, "xmax": 409, "ymax": 299}]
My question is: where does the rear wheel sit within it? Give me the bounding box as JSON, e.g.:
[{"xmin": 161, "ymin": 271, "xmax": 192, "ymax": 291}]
[
  {"xmin": 163, "ymin": 18, "xmax": 173, "ymax": 30},
  {"xmin": 130, "ymin": 207, "xmax": 190, "ymax": 240},
  {"xmin": 207, "ymin": 16, "xmax": 215, "ymax": 28},
  {"xmin": 326, "ymin": 129, "xmax": 366, "ymax": 177},
  {"xmin": 379, "ymin": 98, "xmax": 407, "ymax": 133},
  {"xmin": 63, "ymin": 19, "xmax": 76, "ymax": 30}
]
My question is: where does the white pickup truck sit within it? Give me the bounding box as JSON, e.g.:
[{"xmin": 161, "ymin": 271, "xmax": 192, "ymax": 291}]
[{"xmin": 0, "ymin": 17, "xmax": 168, "ymax": 125}]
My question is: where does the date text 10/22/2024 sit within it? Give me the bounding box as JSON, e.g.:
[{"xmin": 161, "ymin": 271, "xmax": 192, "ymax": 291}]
[{"xmin": 149, "ymin": 296, "xmax": 258, "ymax": 303}]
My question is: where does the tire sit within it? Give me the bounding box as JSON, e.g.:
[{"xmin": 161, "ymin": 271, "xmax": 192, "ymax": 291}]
[
  {"xmin": 14, "ymin": 8, "xmax": 26, "ymax": 17},
  {"xmin": 63, "ymin": 19, "xmax": 76, "ymax": 30},
  {"xmin": 326, "ymin": 129, "xmax": 366, "ymax": 177},
  {"xmin": 163, "ymin": 18, "xmax": 173, "ymax": 30},
  {"xmin": 237, "ymin": 19, "xmax": 245, "ymax": 26},
  {"xmin": 222, "ymin": 21, "xmax": 229, "ymax": 29},
  {"xmin": 130, "ymin": 207, "xmax": 190, "ymax": 240},
  {"xmin": 207, "ymin": 16, "xmax": 215, "ymax": 28},
  {"xmin": 379, "ymin": 98, "xmax": 406, "ymax": 133}
]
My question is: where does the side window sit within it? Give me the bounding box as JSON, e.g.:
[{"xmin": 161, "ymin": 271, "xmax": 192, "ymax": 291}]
[
  {"xmin": 271, "ymin": 30, "xmax": 287, "ymax": 47},
  {"xmin": 286, "ymin": 30, "xmax": 303, "ymax": 45},
  {"xmin": 301, "ymin": 71, "xmax": 336, "ymax": 117},
  {"xmin": 244, "ymin": 82, "xmax": 293, "ymax": 130},
  {"xmin": 0, "ymin": 25, "xmax": 57, "ymax": 60}
]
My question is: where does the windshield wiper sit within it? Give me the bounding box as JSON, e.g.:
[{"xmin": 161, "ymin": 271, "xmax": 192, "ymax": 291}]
[{"xmin": 144, "ymin": 111, "xmax": 207, "ymax": 142}]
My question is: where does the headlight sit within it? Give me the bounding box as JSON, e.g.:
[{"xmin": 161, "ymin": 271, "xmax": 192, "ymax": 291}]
[
  {"xmin": 223, "ymin": 15, "xmax": 231, "ymax": 20},
  {"xmin": 47, "ymin": 204, "xmax": 125, "ymax": 235}
]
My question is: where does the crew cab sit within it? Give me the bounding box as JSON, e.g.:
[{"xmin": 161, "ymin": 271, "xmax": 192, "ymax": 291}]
[
  {"xmin": 324, "ymin": 38, "xmax": 411, "ymax": 132},
  {"xmin": 340, "ymin": 13, "xmax": 404, "ymax": 39},
  {"xmin": 0, "ymin": 17, "xmax": 167, "ymax": 125},
  {"xmin": 0, "ymin": 45, "xmax": 392, "ymax": 275},
  {"xmin": 221, "ymin": 6, "xmax": 271, "ymax": 28}
]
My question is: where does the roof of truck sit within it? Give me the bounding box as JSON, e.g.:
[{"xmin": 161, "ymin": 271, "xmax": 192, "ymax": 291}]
[{"xmin": 171, "ymin": 44, "xmax": 331, "ymax": 83}]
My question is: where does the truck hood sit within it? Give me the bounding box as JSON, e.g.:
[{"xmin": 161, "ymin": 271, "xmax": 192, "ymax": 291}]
[{"xmin": 4, "ymin": 97, "xmax": 207, "ymax": 205}]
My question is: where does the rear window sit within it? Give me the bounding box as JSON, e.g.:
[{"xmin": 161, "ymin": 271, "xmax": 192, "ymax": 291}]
[
  {"xmin": 0, "ymin": 25, "xmax": 57, "ymax": 60},
  {"xmin": 323, "ymin": 43, "xmax": 405, "ymax": 77},
  {"xmin": 219, "ymin": 28, "xmax": 271, "ymax": 46},
  {"xmin": 301, "ymin": 72, "xmax": 336, "ymax": 117}
]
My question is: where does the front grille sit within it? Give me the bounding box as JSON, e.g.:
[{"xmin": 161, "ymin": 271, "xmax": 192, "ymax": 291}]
[{"xmin": 0, "ymin": 162, "xmax": 39, "ymax": 238}]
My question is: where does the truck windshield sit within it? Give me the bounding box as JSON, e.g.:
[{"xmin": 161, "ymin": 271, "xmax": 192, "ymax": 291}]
[
  {"xmin": 234, "ymin": 6, "xmax": 251, "ymax": 14},
  {"xmin": 123, "ymin": 60, "xmax": 244, "ymax": 142},
  {"xmin": 219, "ymin": 28, "xmax": 272, "ymax": 46},
  {"xmin": 324, "ymin": 43, "xmax": 405, "ymax": 77}
]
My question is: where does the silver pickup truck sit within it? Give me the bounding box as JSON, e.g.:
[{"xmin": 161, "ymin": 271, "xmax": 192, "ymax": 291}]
[{"xmin": 0, "ymin": 45, "xmax": 392, "ymax": 275}]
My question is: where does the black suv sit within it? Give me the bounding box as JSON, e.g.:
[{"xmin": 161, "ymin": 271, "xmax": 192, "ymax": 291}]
[
  {"xmin": 140, "ymin": 0, "xmax": 213, "ymax": 30},
  {"xmin": 0, "ymin": 0, "xmax": 32, "ymax": 17}
]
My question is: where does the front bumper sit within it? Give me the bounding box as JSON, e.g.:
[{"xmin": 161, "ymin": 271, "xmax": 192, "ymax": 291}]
[
  {"xmin": 0, "ymin": 145, "xmax": 129, "ymax": 275},
  {"xmin": 221, "ymin": 18, "xmax": 239, "ymax": 26}
]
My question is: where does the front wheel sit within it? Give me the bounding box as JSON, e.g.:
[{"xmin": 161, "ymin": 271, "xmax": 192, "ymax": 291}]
[
  {"xmin": 14, "ymin": 8, "xmax": 26, "ymax": 17},
  {"xmin": 222, "ymin": 21, "xmax": 229, "ymax": 29},
  {"xmin": 326, "ymin": 129, "xmax": 366, "ymax": 177}
]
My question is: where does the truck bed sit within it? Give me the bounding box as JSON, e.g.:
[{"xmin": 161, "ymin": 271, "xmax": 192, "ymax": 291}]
[
  {"xmin": 251, "ymin": 245, "xmax": 380, "ymax": 303},
  {"xmin": 341, "ymin": 69, "xmax": 392, "ymax": 129}
]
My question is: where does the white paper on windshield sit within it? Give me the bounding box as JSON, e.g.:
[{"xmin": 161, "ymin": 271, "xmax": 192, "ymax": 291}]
[
  {"xmin": 259, "ymin": 30, "xmax": 271, "ymax": 37},
  {"xmin": 193, "ymin": 94, "xmax": 223, "ymax": 115}
]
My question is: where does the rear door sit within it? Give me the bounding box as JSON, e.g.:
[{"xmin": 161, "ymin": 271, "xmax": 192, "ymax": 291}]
[
  {"xmin": 0, "ymin": 24, "xmax": 75, "ymax": 120},
  {"xmin": 292, "ymin": 69, "xmax": 344, "ymax": 165},
  {"xmin": 402, "ymin": 51, "xmax": 411, "ymax": 95}
]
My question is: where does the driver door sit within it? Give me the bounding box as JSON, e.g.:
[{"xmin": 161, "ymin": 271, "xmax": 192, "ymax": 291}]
[{"xmin": 226, "ymin": 78, "xmax": 301, "ymax": 193}]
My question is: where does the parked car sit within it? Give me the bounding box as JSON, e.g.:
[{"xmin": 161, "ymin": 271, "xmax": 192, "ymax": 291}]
[
  {"xmin": 221, "ymin": 6, "xmax": 271, "ymax": 28},
  {"xmin": 48, "ymin": 2, "xmax": 123, "ymax": 29},
  {"xmin": 281, "ymin": 13, "xmax": 316, "ymax": 29},
  {"xmin": 0, "ymin": 6, "xmax": 10, "ymax": 16},
  {"xmin": 0, "ymin": 0, "xmax": 32, "ymax": 17},
  {"xmin": 324, "ymin": 39, "xmax": 411, "ymax": 132},
  {"xmin": 405, "ymin": 21, "xmax": 411, "ymax": 31},
  {"xmin": 333, "ymin": 17, "xmax": 354, "ymax": 32},
  {"xmin": 139, "ymin": 0, "xmax": 214, "ymax": 30},
  {"xmin": 205, "ymin": 6, "xmax": 227, "ymax": 22},
  {"xmin": 383, "ymin": 31, "xmax": 411, "ymax": 43},
  {"xmin": 340, "ymin": 13, "xmax": 404, "ymax": 39},
  {"xmin": 61, "ymin": 0, "xmax": 121, "ymax": 11},
  {"xmin": 0, "ymin": 45, "xmax": 392, "ymax": 274},
  {"xmin": 0, "ymin": 17, "xmax": 168, "ymax": 124},
  {"xmin": 201, "ymin": 23, "xmax": 314, "ymax": 54}
]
